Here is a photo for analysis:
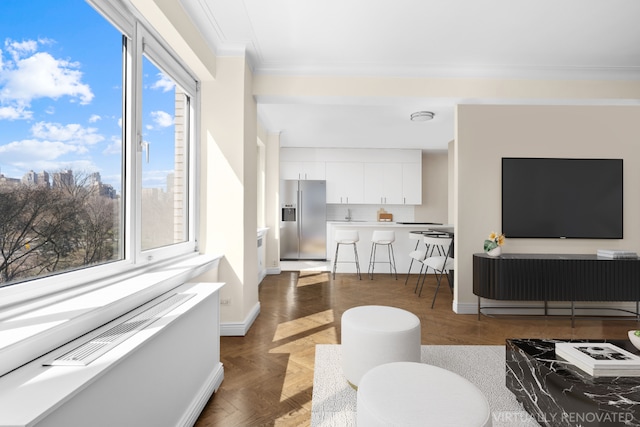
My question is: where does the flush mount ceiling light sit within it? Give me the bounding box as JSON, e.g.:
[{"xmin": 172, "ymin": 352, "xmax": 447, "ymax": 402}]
[{"xmin": 410, "ymin": 111, "xmax": 435, "ymax": 122}]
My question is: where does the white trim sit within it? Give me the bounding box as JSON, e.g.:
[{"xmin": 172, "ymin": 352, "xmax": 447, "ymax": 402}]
[
  {"xmin": 220, "ymin": 302, "xmax": 261, "ymax": 336},
  {"xmin": 452, "ymin": 300, "xmax": 478, "ymax": 315},
  {"xmin": 87, "ymin": 0, "xmax": 135, "ymax": 36},
  {"xmin": 267, "ymin": 267, "xmax": 282, "ymax": 275},
  {"xmin": 177, "ymin": 362, "xmax": 224, "ymax": 427}
]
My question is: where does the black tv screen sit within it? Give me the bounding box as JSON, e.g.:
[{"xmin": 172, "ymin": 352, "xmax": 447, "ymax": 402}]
[{"xmin": 502, "ymin": 158, "xmax": 623, "ymax": 239}]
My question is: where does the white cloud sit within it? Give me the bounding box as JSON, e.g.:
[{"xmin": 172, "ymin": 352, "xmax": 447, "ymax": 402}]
[
  {"xmin": 0, "ymin": 139, "xmax": 87, "ymax": 164},
  {"xmin": 88, "ymin": 114, "xmax": 101, "ymax": 123},
  {"xmin": 31, "ymin": 121, "xmax": 104, "ymax": 145},
  {"xmin": 0, "ymin": 105, "xmax": 31, "ymax": 120},
  {"xmin": 5, "ymin": 40, "xmax": 38, "ymax": 61},
  {"xmin": 2, "ymin": 52, "xmax": 93, "ymax": 104},
  {"xmin": 151, "ymin": 72, "xmax": 174, "ymax": 92},
  {"xmin": 0, "ymin": 38, "xmax": 94, "ymax": 120},
  {"xmin": 103, "ymin": 135, "xmax": 122, "ymax": 155},
  {"xmin": 150, "ymin": 110, "xmax": 173, "ymax": 128}
]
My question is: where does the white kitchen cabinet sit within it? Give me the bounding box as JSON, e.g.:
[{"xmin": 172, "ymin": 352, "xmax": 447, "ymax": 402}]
[
  {"xmin": 280, "ymin": 148, "xmax": 422, "ymax": 205},
  {"xmin": 325, "ymin": 162, "xmax": 364, "ymax": 204},
  {"xmin": 402, "ymin": 162, "xmax": 422, "ymax": 204},
  {"xmin": 363, "ymin": 163, "xmax": 403, "ymax": 204},
  {"xmin": 280, "ymin": 161, "xmax": 325, "ymax": 180}
]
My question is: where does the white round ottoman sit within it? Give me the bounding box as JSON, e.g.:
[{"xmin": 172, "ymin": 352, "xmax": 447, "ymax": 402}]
[
  {"xmin": 341, "ymin": 305, "xmax": 420, "ymax": 387},
  {"xmin": 357, "ymin": 362, "xmax": 492, "ymax": 427}
]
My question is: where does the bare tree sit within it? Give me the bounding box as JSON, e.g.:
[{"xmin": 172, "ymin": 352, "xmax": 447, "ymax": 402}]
[
  {"xmin": 0, "ymin": 171, "xmax": 119, "ymax": 286},
  {"xmin": 0, "ymin": 186, "xmax": 71, "ymax": 283}
]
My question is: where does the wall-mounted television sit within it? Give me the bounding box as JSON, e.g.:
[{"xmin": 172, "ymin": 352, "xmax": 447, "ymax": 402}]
[{"xmin": 502, "ymin": 158, "xmax": 623, "ymax": 239}]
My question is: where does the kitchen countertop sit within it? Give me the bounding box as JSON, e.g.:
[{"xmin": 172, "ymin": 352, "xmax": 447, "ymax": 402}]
[
  {"xmin": 325, "ymin": 222, "xmax": 454, "ymax": 274},
  {"xmin": 327, "ymin": 221, "xmax": 451, "ymax": 228}
]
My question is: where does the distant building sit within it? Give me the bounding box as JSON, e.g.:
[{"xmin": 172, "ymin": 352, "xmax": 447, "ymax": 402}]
[
  {"xmin": 22, "ymin": 170, "xmax": 38, "ymax": 186},
  {"xmin": 89, "ymin": 172, "xmax": 102, "ymax": 186},
  {"xmin": 52, "ymin": 170, "xmax": 74, "ymax": 189},
  {"xmin": 20, "ymin": 170, "xmax": 50, "ymax": 187},
  {"xmin": 98, "ymin": 183, "xmax": 117, "ymax": 199},
  {"xmin": 37, "ymin": 171, "xmax": 50, "ymax": 188},
  {"xmin": 0, "ymin": 174, "xmax": 21, "ymax": 188}
]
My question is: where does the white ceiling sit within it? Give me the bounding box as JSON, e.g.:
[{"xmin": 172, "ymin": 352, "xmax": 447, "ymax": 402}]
[{"xmin": 180, "ymin": 0, "xmax": 640, "ymax": 150}]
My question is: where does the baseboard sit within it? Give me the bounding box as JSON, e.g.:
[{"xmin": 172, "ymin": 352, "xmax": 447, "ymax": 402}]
[
  {"xmin": 453, "ymin": 300, "xmax": 478, "ymax": 314},
  {"xmin": 267, "ymin": 267, "xmax": 281, "ymax": 275},
  {"xmin": 178, "ymin": 362, "xmax": 224, "ymax": 427},
  {"xmin": 220, "ymin": 301, "xmax": 261, "ymax": 336}
]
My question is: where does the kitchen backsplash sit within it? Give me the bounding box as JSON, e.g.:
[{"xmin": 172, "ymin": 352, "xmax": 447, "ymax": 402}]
[{"xmin": 326, "ymin": 204, "xmax": 415, "ymax": 223}]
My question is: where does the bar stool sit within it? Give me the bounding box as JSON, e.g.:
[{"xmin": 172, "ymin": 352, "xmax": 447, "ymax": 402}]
[
  {"xmin": 332, "ymin": 230, "xmax": 362, "ymax": 279},
  {"xmin": 368, "ymin": 230, "xmax": 397, "ymax": 279}
]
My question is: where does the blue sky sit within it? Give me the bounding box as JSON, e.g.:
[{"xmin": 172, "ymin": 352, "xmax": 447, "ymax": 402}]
[{"xmin": 0, "ymin": 0, "xmax": 178, "ymax": 193}]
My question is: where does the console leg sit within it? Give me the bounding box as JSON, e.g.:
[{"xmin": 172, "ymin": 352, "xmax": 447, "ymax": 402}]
[{"xmin": 571, "ymin": 301, "xmax": 575, "ymax": 328}]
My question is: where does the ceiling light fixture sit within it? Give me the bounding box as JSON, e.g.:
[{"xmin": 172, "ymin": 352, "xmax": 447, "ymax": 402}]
[{"xmin": 410, "ymin": 111, "xmax": 435, "ymax": 122}]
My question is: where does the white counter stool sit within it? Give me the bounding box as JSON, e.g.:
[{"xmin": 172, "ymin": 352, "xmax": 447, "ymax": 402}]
[
  {"xmin": 357, "ymin": 362, "xmax": 491, "ymax": 427},
  {"xmin": 367, "ymin": 230, "xmax": 397, "ymax": 279},
  {"xmin": 332, "ymin": 230, "xmax": 361, "ymax": 279},
  {"xmin": 341, "ymin": 305, "xmax": 420, "ymax": 388}
]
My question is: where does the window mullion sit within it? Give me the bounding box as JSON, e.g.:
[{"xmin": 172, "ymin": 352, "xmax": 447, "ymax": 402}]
[{"xmin": 129, "ymin": 22, "xmax": 144, "ymax": 263}]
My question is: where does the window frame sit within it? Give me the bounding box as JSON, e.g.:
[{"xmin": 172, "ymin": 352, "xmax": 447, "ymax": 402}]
[{"xmin": 0, "ymin": 0, "xmax": 200, "ymax": 311}]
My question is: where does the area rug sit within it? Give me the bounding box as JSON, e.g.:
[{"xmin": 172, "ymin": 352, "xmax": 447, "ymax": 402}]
[{"xmin": 311, "ymin": 344, "xmax": 540, "ymax": 427}]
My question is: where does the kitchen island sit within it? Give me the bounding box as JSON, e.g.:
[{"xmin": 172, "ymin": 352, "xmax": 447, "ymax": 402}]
[{"xmin": 326, "ymin": 222, "xmax": 453, "ymax": 275}]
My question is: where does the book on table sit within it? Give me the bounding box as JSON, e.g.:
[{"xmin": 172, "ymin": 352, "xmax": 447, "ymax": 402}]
[
  {"xmin": 596, "ymin": 249, "xmax": 638, "ymax": 259},
  {"xmin": 555, "ymin": 342, "xmax": 640, "ymax": 377}
]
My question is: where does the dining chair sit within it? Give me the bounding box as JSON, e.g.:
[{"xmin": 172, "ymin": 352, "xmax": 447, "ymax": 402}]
[{"xmin": 416, "ymin": 235, "xmax": 454, "ymax": 308}]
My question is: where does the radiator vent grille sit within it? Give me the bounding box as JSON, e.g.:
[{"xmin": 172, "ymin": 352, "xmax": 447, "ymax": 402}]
[{"xmin": 45, "ymin": 293, "xmax": 193, "ymax": 366}]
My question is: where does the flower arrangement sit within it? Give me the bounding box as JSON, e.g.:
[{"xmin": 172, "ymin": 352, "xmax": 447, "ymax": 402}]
[{"xmin": 484, "ymin": 232, "xmax": 505, "ymax": 253}]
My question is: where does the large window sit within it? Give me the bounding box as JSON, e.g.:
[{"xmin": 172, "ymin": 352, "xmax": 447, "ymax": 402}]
[
  {"xmin": 140, "ymin": 56, "xmax": 189, "ymax": 251},
  {"xmin": 0, "ymin": 0, "xmax": 198, "ymax": 294}
]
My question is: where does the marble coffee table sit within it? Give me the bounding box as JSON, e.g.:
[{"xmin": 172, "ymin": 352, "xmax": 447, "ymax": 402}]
[{"xmin": 506, "ymin": 339, "xmax": 640, "ymax": 427}]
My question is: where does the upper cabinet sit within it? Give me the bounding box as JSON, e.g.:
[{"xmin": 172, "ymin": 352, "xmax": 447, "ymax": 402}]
[
  {"xmin": 325, "ymin": 162, "xmax": 364, "ymax": 204},
  {"xmin": 364, "ymin": 163, "xmax": 403, "ymax": 204},
  {"xmin": 401, "ymin": 162, "xmax": 422, "ymax": 205},
  {"xmin": 280, "ymin": 161, "xmax": 325, "ymax": 180},
  {"xmin": 280, "ymin": 148, "xmax": 422, "ymax": 205}
]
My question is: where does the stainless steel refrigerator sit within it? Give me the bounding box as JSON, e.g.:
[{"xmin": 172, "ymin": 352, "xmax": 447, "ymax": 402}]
[{"xmin": 280, "ymin": 180, "xmax": 327, "ymax": 260}]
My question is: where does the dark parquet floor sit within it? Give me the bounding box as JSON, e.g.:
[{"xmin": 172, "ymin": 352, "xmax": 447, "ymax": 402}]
[{"xmin": 194, "ymin": 270, "xmax": 638, "ymax": 426}]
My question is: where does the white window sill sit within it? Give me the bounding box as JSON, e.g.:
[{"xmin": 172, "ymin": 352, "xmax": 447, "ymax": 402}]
[{"xmin": 0, "ymin": 252, "xmax": 222, "ymax": 378}]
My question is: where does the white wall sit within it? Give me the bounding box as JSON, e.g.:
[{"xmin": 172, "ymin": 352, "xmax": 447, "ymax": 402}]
[
  {"xmin": 414, "ymin": 151, "xmax": 449, "ymax": 224},
  {"xmin": 202, "ymin": 56, "xmax": 259, "ymax": 330},
  {"xmin": 264, "ymin": 132, "xmax": 281, "ymax": 272},
  {"xmin": 454, "ymin": 104, "xmax": 640, "ymax": 313}
]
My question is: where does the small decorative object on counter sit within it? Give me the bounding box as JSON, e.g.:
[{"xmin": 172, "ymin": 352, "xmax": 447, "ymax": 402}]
[
  {"xmin": 376, "ymin": 208, "xmax": 393, "ymax": 222},
  {"xmin": 484, "ymin": 231, "xmax": 505, "ymax": 256}
]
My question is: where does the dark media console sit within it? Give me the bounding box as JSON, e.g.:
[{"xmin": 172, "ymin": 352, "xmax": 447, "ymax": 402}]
[{"xmin": 473, "ymin": 253, "xmax": 640, "ymax": 326}]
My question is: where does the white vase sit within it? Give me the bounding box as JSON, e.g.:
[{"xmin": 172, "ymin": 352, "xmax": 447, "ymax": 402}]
[{"xmin": 486, "ymin": 246, "xmax": 501, "ymax": 257}]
